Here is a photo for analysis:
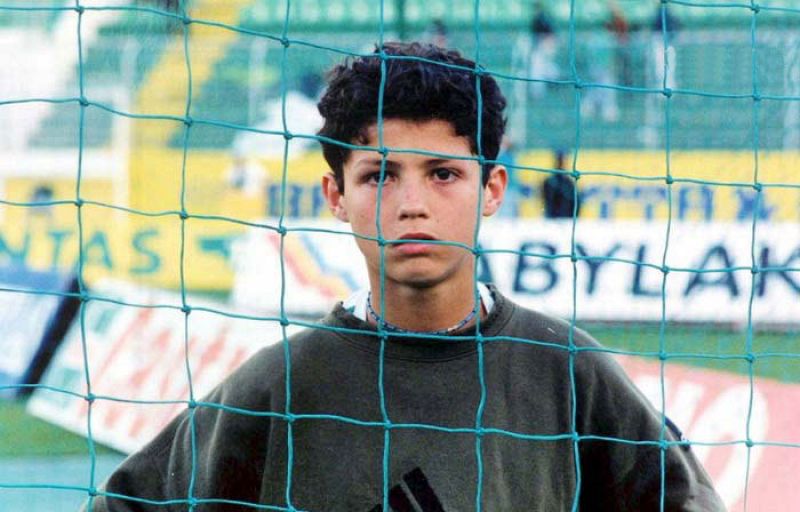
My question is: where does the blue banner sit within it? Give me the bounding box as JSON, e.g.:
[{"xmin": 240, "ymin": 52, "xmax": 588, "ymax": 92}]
[{"xmin": 0, "ymin": 266, "xmax": 78, "ymax": 398}]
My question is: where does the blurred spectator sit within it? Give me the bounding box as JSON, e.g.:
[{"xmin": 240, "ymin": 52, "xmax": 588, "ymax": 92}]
[
  {"xmin": 650, "ymin": 2, "xmax": 680, "ymax": 90},
  {"xmin": 27, "ymin": 184, "xmax": 54, "ymax": 220},
  {"xmin": 226, "ymin": 149, "xmax": 269, "ymax": 200},
  {"xmin": 580, "ymin": 27, "xmax": 619, "ymax": 122},
  {"xmin": 606, "ymin": 0, "xmax": 632, "ymax": 87},
  {"xmin": 542, "ymin": 149, "xmax": 580, "ymax": 218},
  {"xmin": 426, "ymin": 19, "xmax": 449, "ymax": 48},
  {"xmin": 232, "ymin": 72, "xmax": 323, "ymax": 160},
  {"xmin": 528, "ymin": 2, "xmax": 559, "ymax": 98}
]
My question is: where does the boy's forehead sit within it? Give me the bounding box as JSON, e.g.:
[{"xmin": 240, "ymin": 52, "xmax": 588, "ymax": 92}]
[{"xmin": 354, "ymin": 118, "xmax": 474, "ymax": 157}]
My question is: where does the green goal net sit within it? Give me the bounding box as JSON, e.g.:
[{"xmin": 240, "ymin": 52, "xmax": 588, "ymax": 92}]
[{"xmin": 1, "ymin": 0, "xmax": 799, "ymax": 510}]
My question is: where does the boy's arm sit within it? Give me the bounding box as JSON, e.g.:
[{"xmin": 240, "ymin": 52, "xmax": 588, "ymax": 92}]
[
  {"xmin": 82, "ymin": 347, "xmax": 283, "ymax": 512},
  {"xmin": 575, "ymin": 348, "xmax": 726, "ymax": 511},
  {"xmin": 81, "ymin": 409, "xmax": 192, "ymax": 512}
]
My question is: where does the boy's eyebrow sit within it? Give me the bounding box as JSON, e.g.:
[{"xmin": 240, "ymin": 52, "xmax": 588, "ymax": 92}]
[
  {"xmin": 353, "ymin": 157, "xmax": 459, "ymax": 169},
  {"xmin": 354, "ymin": 158, "xmax": 399, "ymax": 169},
  {"xmin": 424, "ymin": 158, "xmax": 456, "ymax": 167}
]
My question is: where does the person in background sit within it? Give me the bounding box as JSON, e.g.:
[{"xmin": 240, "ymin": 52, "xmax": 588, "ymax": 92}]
[
  {"xmin": 426, "ymin": 18, "xmax": 449, "ymax": 48},
  {"xmin": 650, "ymin": 0, "xmax": 681, "ymax": 90},
  {"xmin": 543, "ymin": 148, "xmax": 581, "ymax": 218},
  {"xmin": 528, "ymin": 1, "xmax": 559, "ymax": 98},
  {"xmin": 606, "ymin": 0, "xmax": 632, "ymax": 88}
]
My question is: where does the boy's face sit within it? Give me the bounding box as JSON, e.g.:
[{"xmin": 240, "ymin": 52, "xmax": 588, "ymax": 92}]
[{"xmin": 322, "ymin": 119, "xmax": 506, "ymax": 292}]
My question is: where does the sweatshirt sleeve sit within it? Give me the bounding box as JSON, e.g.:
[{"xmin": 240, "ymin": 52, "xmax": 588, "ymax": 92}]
[
  {"xmin": 574, "ymin": 345, "xmax": 726, "ymax": 512},
  {"xmin": 82, "ymin": 346, "xmax": 285, "ymax": 512},
  {"xmin": 81, "ymin": 403, "xmax": 199, "ymax": 512}
]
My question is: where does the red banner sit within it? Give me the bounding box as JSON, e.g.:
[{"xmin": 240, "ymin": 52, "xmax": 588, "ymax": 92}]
[{"xmin": 618, "ymin": 356, "xmax": 800, "ymax": 511}]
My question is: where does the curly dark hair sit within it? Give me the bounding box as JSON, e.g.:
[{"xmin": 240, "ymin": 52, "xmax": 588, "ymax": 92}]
[{"xmin": 317, "ymin": 42, "xmax": 507, "ymax": 192}]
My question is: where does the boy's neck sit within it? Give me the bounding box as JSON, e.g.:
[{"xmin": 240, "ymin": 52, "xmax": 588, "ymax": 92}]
[{"xmin": 367, "ymin": 278, "xmax": 485, "ymax": 333}]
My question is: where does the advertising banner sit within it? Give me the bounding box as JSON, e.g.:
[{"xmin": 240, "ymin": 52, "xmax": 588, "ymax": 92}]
[
  {"xmin": 231, "ymin": 219, "xmax": 800, "ymax": 325},
  {"xmin": 0, "ymin": 266, "xmax": 78, "ymax": 398},
  {"xmin": 620, "ymin": 356, "xmax": 800, "ymax": 511},
  {"xmin": 27, "ymin": 280, "xmax": 300, "ymax": 454}
]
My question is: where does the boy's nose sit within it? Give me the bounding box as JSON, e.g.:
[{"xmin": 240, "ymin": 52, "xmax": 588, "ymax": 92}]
[{"xmin": 397, "ymin": 180, "xmax": 430, "ymax": 219}]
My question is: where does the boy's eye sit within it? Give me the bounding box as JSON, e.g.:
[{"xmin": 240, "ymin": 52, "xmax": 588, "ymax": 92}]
[
  {"xmin": 365, "ymin": 171, "xmax": 392, "ymax": 184},
  {"xmin": 432, "ymin": 168, "xmax": 457, "ymax": 181}
]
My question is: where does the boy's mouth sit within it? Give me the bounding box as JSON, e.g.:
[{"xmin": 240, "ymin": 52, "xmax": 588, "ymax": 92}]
[{"xmin": 392, "ymin": 232, "xmax": 437, "ymax": 255}]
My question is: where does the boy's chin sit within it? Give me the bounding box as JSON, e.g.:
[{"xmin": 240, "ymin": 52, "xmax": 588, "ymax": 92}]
[{"xmin": 378, "ymin": 266, "xmax": 461, "ymax": 291}]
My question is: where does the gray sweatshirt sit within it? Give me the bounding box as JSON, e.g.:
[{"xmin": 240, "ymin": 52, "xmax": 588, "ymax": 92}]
[{"xmin": 85, "ymin": 289, "xmax": 724, "ymax": 511}]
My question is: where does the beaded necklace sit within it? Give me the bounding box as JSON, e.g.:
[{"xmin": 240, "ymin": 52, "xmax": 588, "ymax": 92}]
[{"xmin": 366, "ymin": 292, "xmax": 480, "ymax": 336}]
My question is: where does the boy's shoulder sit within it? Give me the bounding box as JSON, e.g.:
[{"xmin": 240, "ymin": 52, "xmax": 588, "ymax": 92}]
[
  {"xmin": 497, "ymin": 295, "xmax": 630, "ymax": 383},
  {"xmin": 212, "ymin": 324, "xmax": 336, "ymax": 404},
  {"xmin": 497, "ymin": 293, "xmax": 601, "ymax": 350}
]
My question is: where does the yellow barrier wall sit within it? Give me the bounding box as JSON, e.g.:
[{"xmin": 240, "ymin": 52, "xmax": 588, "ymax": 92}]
[{"xmin": 2, "ymin": 149, "xmax": 798, "ymax": 292}]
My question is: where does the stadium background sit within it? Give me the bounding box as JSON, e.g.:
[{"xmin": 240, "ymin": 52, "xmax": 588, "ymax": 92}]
[{"xmin": 1, "ymin": 0, "xmax": 799, "ymax": 510}]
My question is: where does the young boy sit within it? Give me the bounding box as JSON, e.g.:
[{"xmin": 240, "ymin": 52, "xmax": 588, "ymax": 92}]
[{"xmin": 88, "ymin": 42, "xmax": 723, "ymax": 511}]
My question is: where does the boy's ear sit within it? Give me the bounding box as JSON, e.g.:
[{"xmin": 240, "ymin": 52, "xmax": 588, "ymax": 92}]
[
  {"xmin": 322, "ymin": 173, "xmax": 349, "ymax": 222},
  {"xmin": 482, "ymin": 165, "xmax": 508, "ymax": 217}
]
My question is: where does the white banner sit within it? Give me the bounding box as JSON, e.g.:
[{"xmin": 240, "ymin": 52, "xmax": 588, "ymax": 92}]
[
  {"xmin": 231, "ymin": 219, "xmax": 800, "ymax": 325},
  {"xmin": 28, "ymin": 280, "xmax": 299, "ymax": 453}
]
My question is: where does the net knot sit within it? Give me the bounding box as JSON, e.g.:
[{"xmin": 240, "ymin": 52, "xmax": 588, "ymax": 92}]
[
  {"xmin": 750, "ymin": 3, "xmax": 761, "ymax": 13},
  {"xmin": 74, "ymin": 5, "xmax": 85, "ymax": 15},
  {"xmin": 746, "ymin": 353, "xmax": 756, "ymax": 364},
  {"xmin": 746, "ymin": 438, "xmax": 755, "ymax": 448},
  {"xmin": 570, "ymin": 253, "xmax": 578, "ymax": 263},
  {"xmin": 187, "ymin": 399, "xmax": 197, "ymax": 409},
  {"xmin": 473, "ymin": 65, "xmax": 486, "ymax": 77},
  {"xmin": 665, "ymin": 175, "xmax": 674, "ymax": 185},
  {"xmin": 752, "ymin": 182, "xmax": 763, "ymax": 192},
  {"xmin": 179, "ymin": 210, "xmax": 189, "ymax": 220},
  {"xmin": 280, "ymin": 37, "xmax": 291, "ymax": 48},
  {"xmin": 279, "ymin": 316, "xmax": 290, "ymax": 327},
  {"xmin": 472, "ymin": 246, "xmax": 483, "ymax": 257},
  {"xmin": 78, "ymin": 96, "xmax": 89, "ymax": 107},
  {"xmin": 188, "ymin": 497, "xmax": 198, "ymax": 508},
  {"xmin": 751, "ymin": 265, "xmax": 760, "ymax": 275},
  {"xmin": 752, "ymin": 92, "xmax": 762, "ymax": 102},
  {"xmin": 74, "ymin": 198, "xmax": 85, "ymax": 208},
  {"xmin": 182, "ymin": 15, "xmax": 192, "ymax": 26},
  {"xmin": 570, "ymin": 170, "xmax": 581, "ymax": 180},
  {"xmin": 276, "ymin": 225, "xmax": 287, "ymax": 236},
  {"xmin": 285, "ymin": 413, "xmax": 296, "ymax": 423},
  {"xmin": 659, "ymin": 351, "xmax": 668, "ymax": 361},
  {"xmin": 661, "ymin": 265, "xmax": 670, "ymax": 275},
  {"xmin": 573, "ymin": 78, "xmax": 584, "ymax": 90},
  {"xmin": 283, "ymin": 130, "xmax": 294, "ymax": 140},
  {"xmin": 181, "ymin": 304, "xmax": 192, "ymax": 314},
  {"xmin": 660, "ymin": 439, "xmax": 669, "ymax": 451},
  {"xmin": 88, "ymin": 487, "xmax": 98, "ymax": 497},
  {"xmin": 475, "ymin": 427, "xmax": 485, "ymax": 437},
  {"xmin": 183, "ymin": 115, "xmax": 193, "ymax": 127},
  {"xmin": 79, "ymin": 291, "xmax": 90, "ymax": 303},
  {"xmin": 662, "ymin": 87, "xmax": 673, "ymax": 98},
  {"xmin": 85, "ymin": 392, "xmax": 96, "ymax": 403}
]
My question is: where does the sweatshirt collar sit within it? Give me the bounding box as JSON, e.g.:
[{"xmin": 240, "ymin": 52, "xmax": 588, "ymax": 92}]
[{"xmin": 323, "ymin": 284, "xmax": 514, "ymax": 361}]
